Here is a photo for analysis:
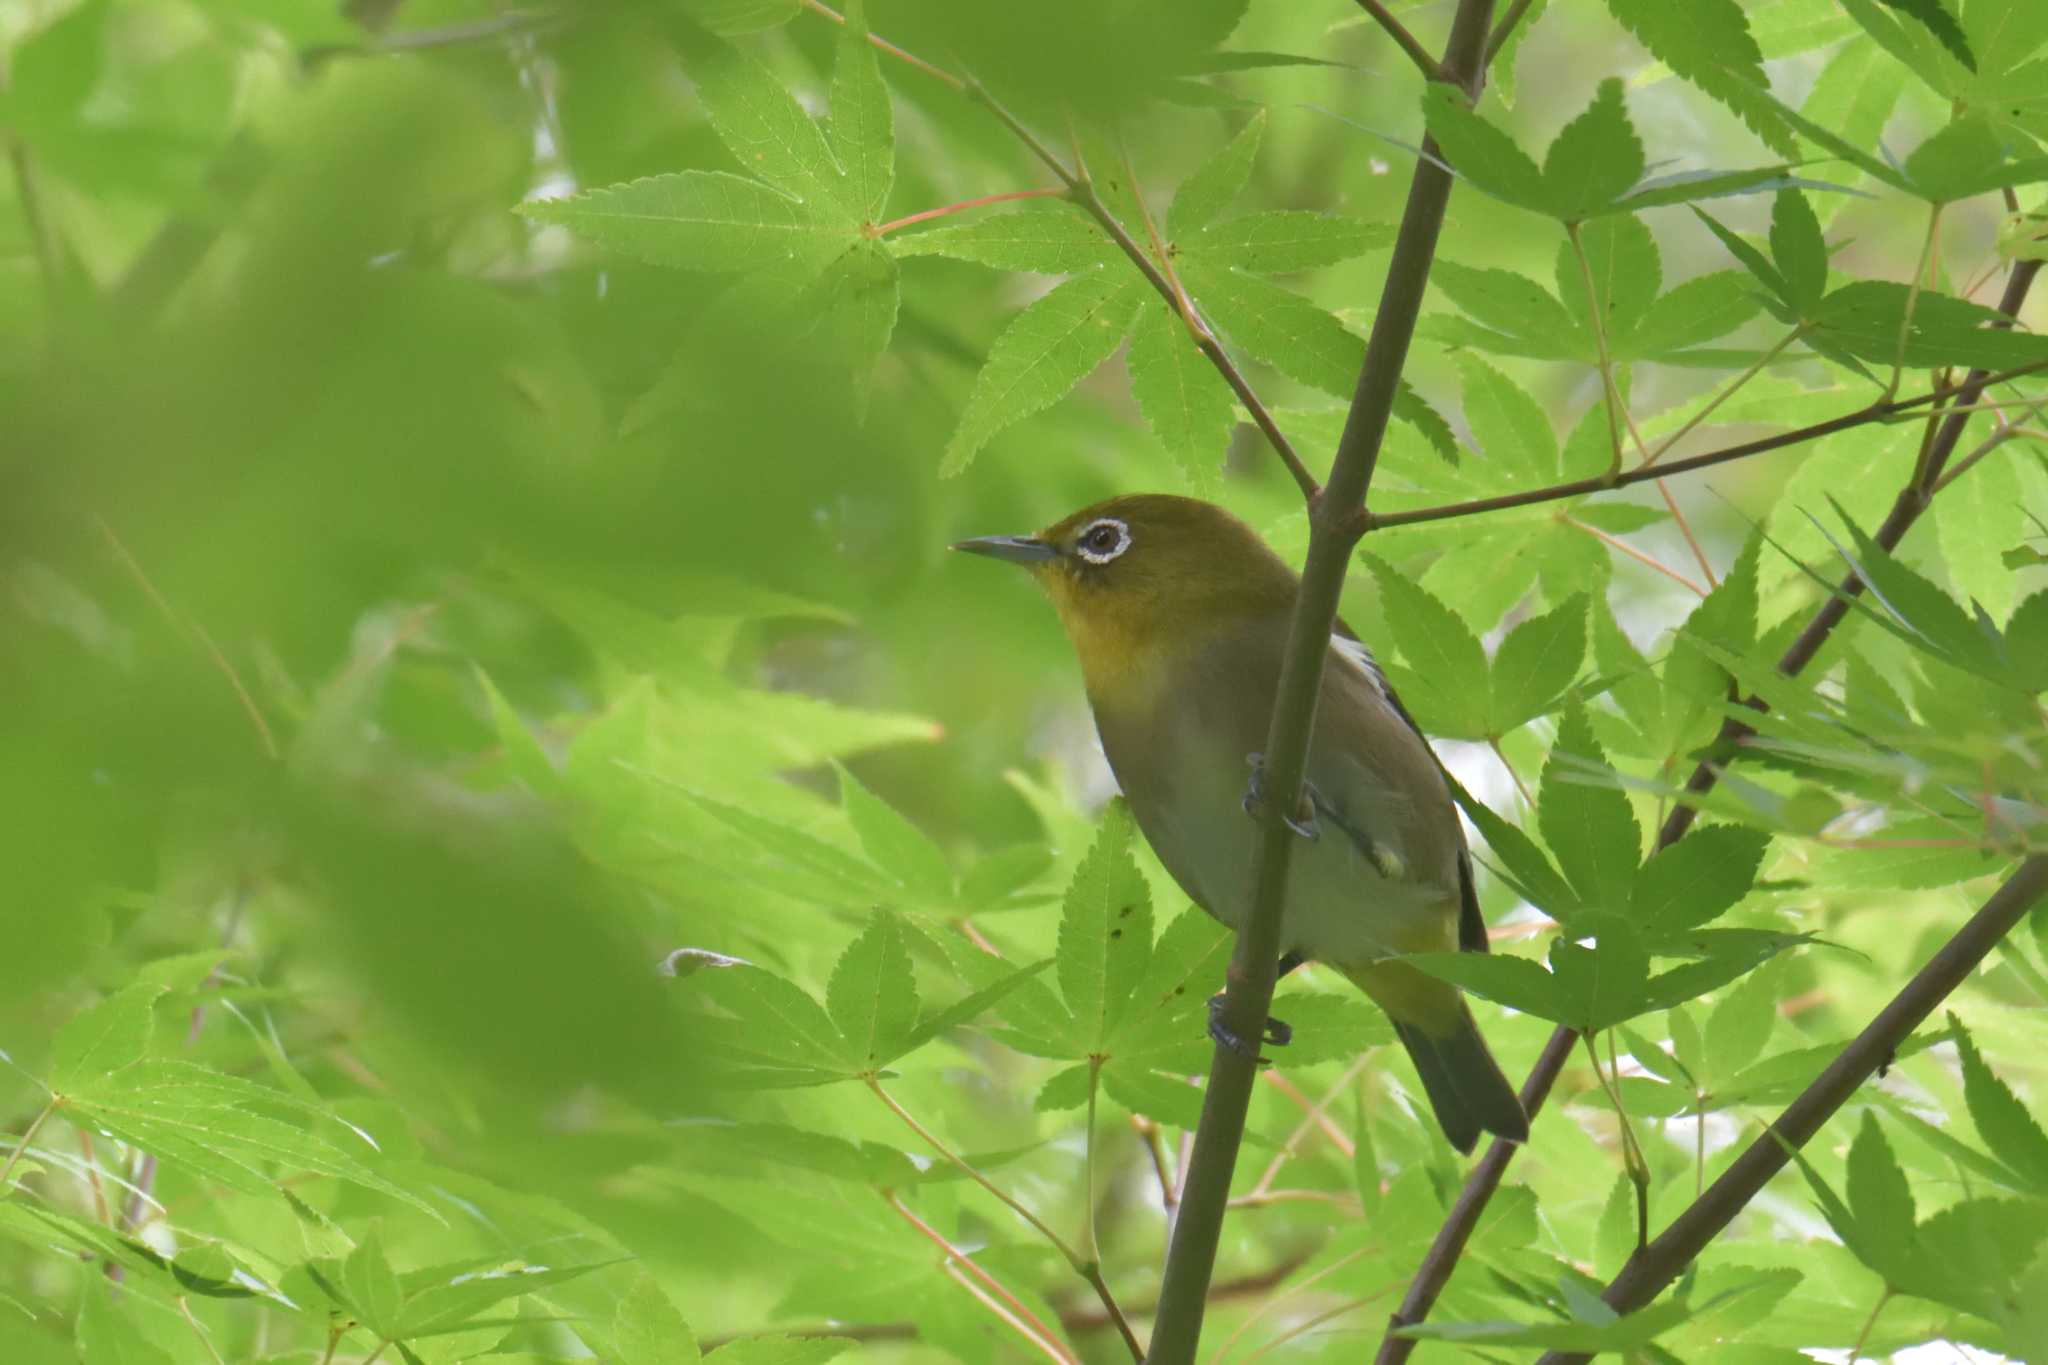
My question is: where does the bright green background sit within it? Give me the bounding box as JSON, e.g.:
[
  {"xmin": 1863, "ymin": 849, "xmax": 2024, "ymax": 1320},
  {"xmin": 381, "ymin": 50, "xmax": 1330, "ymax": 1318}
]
[{"xmin": 2, "ymin": 0, "xmax": 2046, "ymax": 1361}]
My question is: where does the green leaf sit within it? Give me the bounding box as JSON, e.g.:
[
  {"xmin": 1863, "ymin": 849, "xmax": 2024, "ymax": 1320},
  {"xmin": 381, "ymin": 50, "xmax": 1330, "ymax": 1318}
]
[
  {"xmin": 1107, "ymin": 907, "xmax": 1232, "ymax": 1061},
  {"xmin": 1364, "ymin": 557, "xmax": 1490, "ymax": 738},
  {"xmin": 706, "ymin": 1334, "xmax": 853, "ymax": 1364},
  {"xmin": 826, "ymin": 912, "xmax": 920, "ymax": 1070},
  {"xmin": 1558, "ymin": 214, "xmax": 1660, "ymax": 345},
  {"xmin": 1847, "ymin": 1111, "xmax": 1918, "ymax": 1259},
  {"xmin": 1952, "ymin": 1013, "xmax": 2048, "ymax": 1195},
  {"xmin": 1127, "ymin": 299, "xmax": 1236, "ymax": 485},
  {"xmin": 827, "ymin": 0, "xmax": 891, "ymax": 223},
  {"xmin": 1179, "ymin": 257, "xmax": 1361, "ymax": 395},
  {"xmin": 1907, "ymin": 1197, "xmax": 2046, "ymax": 1320},
  {"xmin": 806, "ymin": 239, "xmax": 900, "ymax": 413},
  {"xmin": 679, "ymin": 27, "xmax": 854, "ymax": 218},
  {"xmin": 1428, "ymin": 260, "xmax": 1584, "ymax": 361},
  {"xmin": 1692, "ymin": 206, "xmax": 1791, "ymax": 307},
  {"xmin": 2007, "ymin": 591, "xmax": 2048, "ymax": 693},
  {"xmin": 1637, "ymin": 930, "xmax": 1811, "ymax": 1012},
  {"xmin": 690, "ymin": 0, "xmax": 802, "ymax": 35},
  {"xmin": 889, "ymin": 203, "xmax": 1119, "ymax": 274},
  {"xmin": 1183, "ymin": 211, "xmax": 1393, "ymax": 272},
  {"xmin": 66, "ymin": 1062, "xmax": 437, "ymax": 1214},
  {"xmin": 615, "ymin": 1276, "xmax": 702, "ymax": 1364},
  {"xmin": 1459, "ymin": 355, "xmax": 1559, "ymax": 482},
  {"xmin": 1168, "ymin": 111, "xmax": 1265, "ymax": 237},
  {"xmin": 1538, "ymin": 704, "xmax": 1641, "ymax": 914},
  {"xmin": 1057, "ymin": 802, "xmax": 1154, "ymax": 1052},
  {"xmin": 395, "ymin": 1260, "xmax": 613, "ymax": 1339},
  {"xmin": 75, "ymin": 1276, "xmax": 176, "ymax": 1365},
  {"xmin": 1937, "ymin": 446, "xmax": 2023, "ymax": 621},
  {"xmin": 1631, "ymin": 825, "xmax": 1769, "ymax": 931},
  {"xmin": 1490, "ymin": 594, "xmax": 1586, "ymax": 732},
  {"xmin": 1549, "ymin": 915, "xmax": 1650, "ymax": 1030},
  {"xmin": 51, "ymin": 982, "xmax": 162, "ymax": 1095},
  {"xmin": 1608, "ymin": 165, "xmax": 1810, "ymax": 215},
  {"xmin": 690, "ymin": 963, "xmax": 852, "ymax": 1078},
  {"xmin": 342, "ymin": 1225, "xmax": 405, "ymax": 1338},
  {"xmin": 897, "ymin": 958, "xmax": 1053, "ymax": 1057},
  {"xmin": 1423, "ymin": 84, "xmax": 1550, "ymax": 216},
  {"xmin": 1703, "ymin": 954, "xmax": 1778, "ymax": 1081},
  {"xmin": 940, "ymin": 271, "xmax": 1142, "ymax": 475},
  {"xmin": 1769, "ymin": 188, "xmax": 1828, "ymax": 312},
  {"xmin": 835, "ymin": 764, "xmax": 951, "ymax": 900},
  {"xmin": 1603, "ymin": 0, "xmax": 1797, "ymax": 157},
  {"xmin": 1543, "ymin": 80, "xmax": 1645, "ymax": 221},
  {"xmin": 1395, "ymin": 381, "xmax": 1461, "ymax": 463},
  {"xmin": 1902, "ymin": 114, "xmax": 2048, "ymax": 201},
  {"xmin": 1447, "ymin": 774, "xmax": 1578, "ymax": 916},
  {"xmin": 1871, "ymin": 0, "xmax": 1976, "ymax": 72},
  {"xmin": 1616, "ymin": 271, "xmax": 1762, "ymax": 360},
  {"xmin": 1824, "ymin": 501, "xmax": 2007, "ymax": 677},
  {"xmin": 520, "ymin": 172, "xmax": 849, "ymax": 278},
  {"xmin": 1402, "ymin": 949, "xmax": 1563, "ymax": 1022}
]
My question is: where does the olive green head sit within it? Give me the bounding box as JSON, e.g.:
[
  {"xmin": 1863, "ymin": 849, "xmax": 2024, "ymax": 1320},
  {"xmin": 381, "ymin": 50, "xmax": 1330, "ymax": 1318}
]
[{"xmin": 954, "ymin": 494, "xmax": 1297, "ymax": 684}]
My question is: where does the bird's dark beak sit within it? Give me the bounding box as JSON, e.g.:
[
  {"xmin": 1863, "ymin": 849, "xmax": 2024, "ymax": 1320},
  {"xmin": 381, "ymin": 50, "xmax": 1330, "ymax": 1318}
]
[{"xmin": 951, "ymin": 535, "xmax": 1058, "ymax": 565}]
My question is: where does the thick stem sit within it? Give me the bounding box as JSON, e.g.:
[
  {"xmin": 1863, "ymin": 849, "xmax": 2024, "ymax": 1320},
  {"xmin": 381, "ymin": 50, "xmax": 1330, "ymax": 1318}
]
[
  {"xmin": 1531, "ymin": 856, "xmax": 2048, "ymax": 1365},
  {"xmin": 1144, "ymin": 6, "xmax": 1500, "ymax": 1360}
]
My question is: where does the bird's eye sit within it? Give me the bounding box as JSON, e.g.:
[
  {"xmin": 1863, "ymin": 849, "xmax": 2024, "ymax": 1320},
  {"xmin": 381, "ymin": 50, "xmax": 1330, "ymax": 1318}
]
[{"xmin": 1074, "ymin": 518, "xmax": 1131, "ymax": 565}]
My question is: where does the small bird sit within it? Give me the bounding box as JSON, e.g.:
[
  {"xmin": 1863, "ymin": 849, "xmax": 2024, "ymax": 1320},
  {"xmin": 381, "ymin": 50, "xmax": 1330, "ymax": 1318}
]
[{"xmin": 956, "ymin": 493, "xmax": 1527, "ymax": 1153}]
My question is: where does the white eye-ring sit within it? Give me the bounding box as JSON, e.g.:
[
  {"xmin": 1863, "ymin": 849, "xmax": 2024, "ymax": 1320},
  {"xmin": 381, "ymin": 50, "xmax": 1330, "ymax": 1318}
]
[{"xmin": 1073, "ymin": 517, "xmax": 1132, "ymax": 565}]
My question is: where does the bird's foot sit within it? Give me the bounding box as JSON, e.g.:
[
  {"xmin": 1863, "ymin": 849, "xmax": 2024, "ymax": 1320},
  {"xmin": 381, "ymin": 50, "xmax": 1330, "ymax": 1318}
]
[
  {"xmin": 1207, "ymin": 993, "xmax": 1292, "ymax": 1063},
  {"xmin": 1242, "ymin": 753, "xmax": 1319, "ymax": 841}
]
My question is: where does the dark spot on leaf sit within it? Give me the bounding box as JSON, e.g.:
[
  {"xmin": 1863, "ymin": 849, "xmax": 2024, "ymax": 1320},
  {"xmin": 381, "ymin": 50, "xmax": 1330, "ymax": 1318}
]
[
  {"xmin": 1172, "ymin": 986, "xmax": 1185, "ymax": 995},
  {"xmin": 1118, "ymin": 904, "xmax": 1134, "ymax": 918},
  {"xmin": 1110, "ymin": 928, "xmax": 1124, "ymax": 939}
]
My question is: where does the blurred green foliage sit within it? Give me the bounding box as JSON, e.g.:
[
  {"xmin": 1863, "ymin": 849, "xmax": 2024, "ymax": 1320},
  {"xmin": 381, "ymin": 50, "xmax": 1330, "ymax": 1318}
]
[{"xmin": 0, "ymin": 0, "xmax": 2045, "ymax": 1361}]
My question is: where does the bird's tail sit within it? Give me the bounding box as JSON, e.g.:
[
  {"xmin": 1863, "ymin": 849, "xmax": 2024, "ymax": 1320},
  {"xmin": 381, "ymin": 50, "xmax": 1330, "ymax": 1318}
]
[{"xmin": 1339, "ymin": 961, "xmax": 1528, "ymax": 1155}]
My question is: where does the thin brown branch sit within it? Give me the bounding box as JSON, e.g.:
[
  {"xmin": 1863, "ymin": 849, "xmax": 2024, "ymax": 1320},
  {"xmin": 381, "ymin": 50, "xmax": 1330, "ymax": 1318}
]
[
  {"xmin": 961, "ymin": 79, "xmax": 1320, "ymax": 499},
  {"xmin": 1365, "ymin": 355, "xmax": 2048, "ymax": 532},
  {"xmin": 886, "ymin": 1190, "xmax": 1078, "ymax": 1363},
  {"xmin": 1530, "ymin": 856, "xmax": 2048, "ymax": 1365},
  {"xmin": 0, "ymin": 1096, "xmax": 60, "ymax": 1193},
  {"xmin": 800, "ymin": 0, "xmax": 965, "ymax": 92},
  {"xmin": 874, "ymin": 188, "xmax": 1067, "ymax": 236},
  {"xmin": 798, "ymin": 0, "xmax": 1320, "ymax": 497},
  {"xmin": 868, "ymin": 1080, "xmax": 1143, "ymax": 1362},
  {"xmin": 1146, "ymin": 2, "xmax": 1502, "ymax": 1357},
  {"xmin": 1350, "ymin": 0, "xmax": 1445, "ymax": 81},
  {"xmin": 95, "ymin": 518, "xmax": 280, "ymax": 760},
  {"xmin": 1487, "ymin": 738, "xmax": 1535, "ymax": 808},
  {"xmin": 1562, "ymin": 516, "xmax": 1707, "ymax": 596}
]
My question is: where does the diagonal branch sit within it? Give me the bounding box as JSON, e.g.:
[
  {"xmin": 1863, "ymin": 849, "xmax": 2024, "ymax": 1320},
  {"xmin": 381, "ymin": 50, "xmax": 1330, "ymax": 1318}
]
[
  {"xmin": 1366, "ymin": 355, "xmax": 2048, "ymax": 532},
  {"xmin": 803, "ymin": 0, "xmax": 1317, "ymax": 497},
  {"xmin": 1350, "ymin": 0, "xmax": 1445, "ymax": 82},
  {"xmin": 1529, "ymin": 855, "xmax": 2048, "ymax": 1365},
  {"xmin": 1372, "ymin": 254, "xmax": 2044, "ymax": 1363},
  {"xmin": 1143, "ymin": 3, "xmax": 1502, "ymax": 1359}
]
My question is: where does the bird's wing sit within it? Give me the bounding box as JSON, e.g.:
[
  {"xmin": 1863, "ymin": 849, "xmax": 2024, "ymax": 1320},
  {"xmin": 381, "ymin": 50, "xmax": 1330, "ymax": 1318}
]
[{"xmin": 1322, "ymin": 623, "xmax": 1488, "ymax": 952}]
